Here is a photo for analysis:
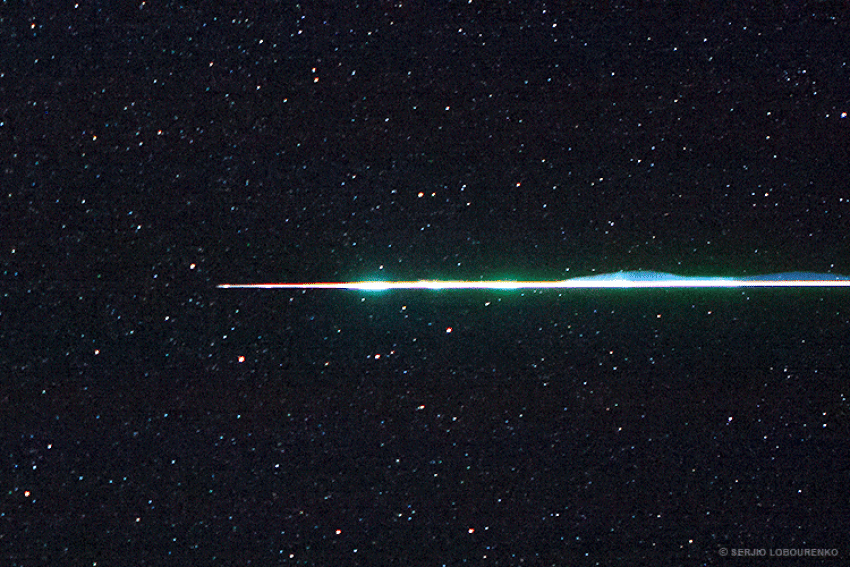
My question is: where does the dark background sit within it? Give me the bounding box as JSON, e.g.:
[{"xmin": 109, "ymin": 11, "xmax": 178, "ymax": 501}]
[{"xmin": 2, "ymin": 1, "xmax": 849, "ymax": 565}]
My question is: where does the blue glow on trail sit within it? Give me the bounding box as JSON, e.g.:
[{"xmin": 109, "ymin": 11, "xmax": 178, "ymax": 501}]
[{"xmin": 218, "ymin": 271, "xmax": 850, "ymax": 290}]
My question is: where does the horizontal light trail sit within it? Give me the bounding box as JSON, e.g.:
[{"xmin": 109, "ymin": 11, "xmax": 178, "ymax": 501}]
[{"xmin": 218, "ymin": 278, "xmax": 850, "ymax": 290}]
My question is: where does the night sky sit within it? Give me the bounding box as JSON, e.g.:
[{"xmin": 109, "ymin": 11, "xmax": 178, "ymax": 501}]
[{"xmin": 3, "ymin": 1, "xmax": 850, "ymax": 565}]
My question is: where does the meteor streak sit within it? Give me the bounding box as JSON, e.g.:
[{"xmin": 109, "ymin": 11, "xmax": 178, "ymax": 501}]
[{"xmin": 218, "ymin": 272, "xmax": 850, "ymax": 290}]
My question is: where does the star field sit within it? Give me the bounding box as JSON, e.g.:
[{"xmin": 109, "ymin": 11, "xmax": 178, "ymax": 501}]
[{"xmin": 2, "ymin": 2, "xmax": 850, "ymax": 565}]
